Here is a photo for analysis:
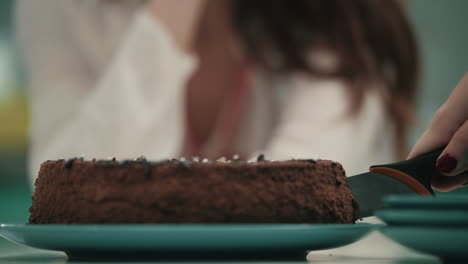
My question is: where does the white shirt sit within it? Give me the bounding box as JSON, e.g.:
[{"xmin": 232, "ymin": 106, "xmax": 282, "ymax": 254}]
[{"xmin": 17, "ymin": 0, "xmax": 395, "ymax": 184}]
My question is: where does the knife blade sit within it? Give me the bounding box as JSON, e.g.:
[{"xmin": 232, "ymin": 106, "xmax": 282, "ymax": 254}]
[{"xmin": 346, "ymin": 148, "xmax": 444, "ymax": 218}]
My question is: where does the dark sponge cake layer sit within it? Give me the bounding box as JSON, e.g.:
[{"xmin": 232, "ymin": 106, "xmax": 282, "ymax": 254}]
[{"xmin": 29, "ymin": 158, "xmax": 358, "ymax": 224}]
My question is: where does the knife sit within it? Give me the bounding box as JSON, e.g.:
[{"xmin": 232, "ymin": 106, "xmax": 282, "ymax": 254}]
[{"xmin": 346, "ymin": 147, "xmax": 443, "ymax": 218}]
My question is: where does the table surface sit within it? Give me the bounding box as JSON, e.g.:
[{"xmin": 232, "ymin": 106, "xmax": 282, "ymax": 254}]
[{"xmin": 0, "ymin": 230, "xmax": 442, "ymax": 264}]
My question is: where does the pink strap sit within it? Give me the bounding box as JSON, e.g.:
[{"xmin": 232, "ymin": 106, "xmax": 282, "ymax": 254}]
[
  {"xmin": 185, "ymin": 104, "xmax": 197, "ymax": 156},
  {"xmin": 219, "ymin": 61, "xmax": 251, "ymax": 156},
  {"xmin": 185, "ymin": 61, "xmax": 251, "ymax": 157}
]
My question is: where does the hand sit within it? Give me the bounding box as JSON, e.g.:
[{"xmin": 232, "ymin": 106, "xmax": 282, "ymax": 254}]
[
  {"xmin": 148, "ymin": 0, "xmax": 208, "ymax": 52},
  {"xmin": 408, "ymin": 73, "xmax": 468, "ymax": 191}
]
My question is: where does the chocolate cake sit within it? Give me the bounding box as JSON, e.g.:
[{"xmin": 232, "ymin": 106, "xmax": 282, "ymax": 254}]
[{"xmin": 29, "ymin": 156, "xmax": 358, "ymax": 224}]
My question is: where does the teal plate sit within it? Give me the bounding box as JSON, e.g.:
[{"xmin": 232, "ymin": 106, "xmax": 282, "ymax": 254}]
[
  {"xmin": 384, "ymin": 195, "xmax": 468, "ymax": 210},
  {"xmin": 0, "ymin": 223, "xmax": 377, "ymax": 260},
  {"xmin": 379, "ymin": 226, "xmax": 468, "ymax": 259},
  {"xmin": 375, "ymin": 209, "xmax": 468, "ymax": 226}
]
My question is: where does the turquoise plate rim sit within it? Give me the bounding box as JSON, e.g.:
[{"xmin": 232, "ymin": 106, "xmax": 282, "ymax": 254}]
[
  {"xmin": 1, "ymin": 222, "xmax": 378, "ymax": 230},
  {"xmin": 383, "ymin": 195, "xmax": 468, "ymax": 209},
  {"xmin": 375, "ymin": 208, "xmax": 468, "ymax": 226},
  {"xmin": 0, "ymin": 223, "xmax": 381, "ymax": 255}
]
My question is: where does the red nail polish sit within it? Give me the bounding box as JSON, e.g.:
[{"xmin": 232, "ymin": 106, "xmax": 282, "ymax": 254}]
[{"xmin": 436, "ymin": 154, "xmax": 457, "ymax": 173}]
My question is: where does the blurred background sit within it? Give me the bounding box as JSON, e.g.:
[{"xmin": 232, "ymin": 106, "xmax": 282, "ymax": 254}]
[{"xmin": 0, "ymin": 0, "xmax": 467, "ymax": 224}]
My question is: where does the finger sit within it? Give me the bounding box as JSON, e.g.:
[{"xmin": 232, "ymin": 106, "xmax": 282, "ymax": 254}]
[
  {"xmin": 407, "ymin": 128, "xmax": 447, "ymax": 159},
  {"xmin": 431, "ymin": 172, "xmax": 468, "ymax": 192},
  {"xmin": 435, "ymin": 120, "xmax": 468, "ymax": 176},
  {"xmin": 408, "ymin": 72, "xmax": 468, "ymax": 159},
  {"xmin": 407, "ymin": 105, "xmax": 456, "ymax": 159},
  {"xmin": 441, "ymin": 73, "xmax": 468, "ymax": 121}
]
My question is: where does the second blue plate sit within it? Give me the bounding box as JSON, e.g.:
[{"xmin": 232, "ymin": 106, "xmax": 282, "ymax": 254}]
[
  {"xmin": 375, "ymin": 209, "xmax": 468, "ymax": 226},
  {"xmin": 383, "ymin": 195, "xmax": 468, "ymax": 210}
]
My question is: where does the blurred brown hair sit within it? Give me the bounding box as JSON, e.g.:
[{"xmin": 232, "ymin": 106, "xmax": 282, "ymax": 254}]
[{"xmin": 232, "ymin": 0, "xmax": 419, "ymax": 159}]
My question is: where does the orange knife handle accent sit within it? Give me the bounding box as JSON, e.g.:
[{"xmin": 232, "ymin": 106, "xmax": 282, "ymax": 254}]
[
  {"xmin": 369, "ymin": 167, "xmax": 432, "ymax": 195},
  {"xmin": 370, "ymin": 147, "xmax": 445, "ymax": 196}
]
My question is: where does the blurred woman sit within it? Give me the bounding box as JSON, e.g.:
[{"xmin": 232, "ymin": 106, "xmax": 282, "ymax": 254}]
[{"xmin": 17, "ymin": 0, "xmax": 418, "ymax": 183}]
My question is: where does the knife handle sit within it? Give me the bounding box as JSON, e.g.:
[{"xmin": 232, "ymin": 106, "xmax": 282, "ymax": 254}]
[{"xmin": 369, "ymin": 147, "xmax": 445, "ymax": 196}]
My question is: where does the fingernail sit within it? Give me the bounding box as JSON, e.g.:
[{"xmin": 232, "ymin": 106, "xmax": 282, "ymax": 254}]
[{"xmin": 436, "ymin": 154, "xmax": 457, "ymax": 173}]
